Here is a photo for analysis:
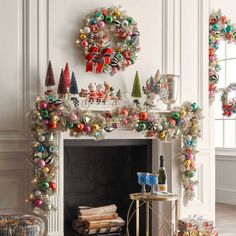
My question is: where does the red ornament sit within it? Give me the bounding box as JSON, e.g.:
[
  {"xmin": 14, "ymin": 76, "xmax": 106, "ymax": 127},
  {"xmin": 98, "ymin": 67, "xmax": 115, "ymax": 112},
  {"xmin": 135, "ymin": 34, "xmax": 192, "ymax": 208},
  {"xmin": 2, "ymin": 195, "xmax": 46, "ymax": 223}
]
[
  {"xmin": 76, "ymin": 123, "xmax": 85, "ymax": 132},
  {"xmin": 48, "ymin": 122, "xmax": 57, "ymax": 129},
  {"xmin": 49, "ymin": 182, "xmax": 57, "ymax": 191},
  {"xmin": 225, "ymin": 32, "xmax": 231, "ymax": 40},
  {"xmin": 139, "ymin": 112, "xmax": 148, "ymax": 121},
  {"xmin": 123, "ymin": 51, "xmax": 131, "ymax": 59},
  {"xmin": 221, "ymin": 16, "xmax": 227, "ymax": 24},
  {"xmin": 209, "ymin": 18, "xmax": 217, "ymax": 25},
  {"xmin": 90, "ymin": 25, "xmax": 98, "ymax": 33},
  {"xmin": 120, "ymin": 108, "xmax": 129, "ymax": 116},
  {"xmin": 209, "ymin": 48, "xmax": 214, "ymax": 56},
  {"xmin": 209, "ymin": 82, "xmax": 215, "ymax": 91}
]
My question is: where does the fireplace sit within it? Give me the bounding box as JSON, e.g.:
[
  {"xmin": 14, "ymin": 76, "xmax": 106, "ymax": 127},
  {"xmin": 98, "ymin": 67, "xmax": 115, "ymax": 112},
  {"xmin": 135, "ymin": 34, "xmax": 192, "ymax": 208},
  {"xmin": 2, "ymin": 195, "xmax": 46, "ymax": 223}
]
[{"xmin": 63, "ymin": 139, "xmax": 152, "ymax": 236}]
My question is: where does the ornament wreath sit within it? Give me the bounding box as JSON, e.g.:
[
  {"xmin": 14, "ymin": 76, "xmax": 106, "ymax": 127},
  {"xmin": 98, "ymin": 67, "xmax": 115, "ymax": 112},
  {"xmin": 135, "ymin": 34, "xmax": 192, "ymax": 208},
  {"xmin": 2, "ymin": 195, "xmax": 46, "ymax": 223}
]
[
  {"xmin": 221, "ymin": 83, "xmax": 236, "ymax": 117},
  {"xmin": 26, "ymin": 62, "xmax": 203, "ymax": 216},
  {"xmin": 77, "ymin": 6, "xmax": 140, "ymax": 75},
  {"xmin": 209, "ymin": 10, "xmax": 236, "ymax": 103}
]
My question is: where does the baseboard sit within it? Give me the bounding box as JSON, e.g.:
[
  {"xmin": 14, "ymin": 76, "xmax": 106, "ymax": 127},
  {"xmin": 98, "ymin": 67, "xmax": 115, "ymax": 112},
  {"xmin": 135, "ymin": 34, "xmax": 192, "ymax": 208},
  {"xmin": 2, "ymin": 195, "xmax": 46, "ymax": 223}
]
[{"xmin": 216, "ymin": 187, "xmax": 236, "ymax": 205}]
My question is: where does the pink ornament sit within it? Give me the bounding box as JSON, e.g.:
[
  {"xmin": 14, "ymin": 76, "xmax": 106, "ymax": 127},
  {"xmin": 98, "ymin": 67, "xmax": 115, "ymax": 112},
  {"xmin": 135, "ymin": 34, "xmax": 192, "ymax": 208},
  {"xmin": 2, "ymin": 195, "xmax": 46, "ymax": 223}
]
[
  {"xmin": 209, "ymin": 55, "xmax": 215, "ymax": 61},
  {"xmin": 190, "ymin": 161, "xmax": 196, "ymax": 169},
  {"xmin": 190, "ymin": 185, "xmax": 195, "ymax": 192},
  {"xmin": 113, "ymin": 123, "xmax": 120, "ymax": 129},
  {"xmin": 56, "ymin": 110, "xmax": 62, "ymax": 116},
  {"xmin": 209, "ymin": 90, "xmax": 214, "ymax": 96},
  {"xmin": 34, "ymin": 199, "xmax": 43, "ymax": 207},
  {"xmin": 112, "ymin": 67, "xmax": 119, "ymax": 74},
  {"xmin": 69, "ymin": 112, "xmax": 78, "ymax": 121},
  {"xmin": 81, "ymin": 40, "xmax": 88, "ymax": 47},
  {"xmin": 84, "ymin": 126, "xmax": 91, "ymax": 132},
  {"xmin": 188, "ymin": 153, "xmax": 194, "ymax": 160},
  {"xmin": 43, "ymin": 119, "xmax": 49, "ymax": 125},
  {"xmin": 39, "ymin": 101, "xmax": 48, "ymax": 110},
  {"xmin": 37, "ymin": 159, "xmax": 46, "ymax": 168},
  {"xmin": 169, "ymin": 118, "xmax": 176, "ymax": 127},
  {"xmin": 123, "ymin": 119, "xmax": 128, "ymax": 125},
  {"xmin": 125, "ymin": 60, "xmax": 131, "ymax": 66},
  {"xmin": 98, "ymin": 21, "xmax": 105, "ymax": 28}
]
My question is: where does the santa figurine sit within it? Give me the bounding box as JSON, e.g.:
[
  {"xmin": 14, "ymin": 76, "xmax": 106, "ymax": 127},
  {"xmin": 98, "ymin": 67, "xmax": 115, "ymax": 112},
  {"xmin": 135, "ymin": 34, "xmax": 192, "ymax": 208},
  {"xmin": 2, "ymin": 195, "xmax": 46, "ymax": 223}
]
[
  {"xmin": 88, "ymin": 82, "xmax": 98, "ymax": 102},
  {"xmin": 96, "ymin": 84, "xmax": 105, "ymax": 103}
]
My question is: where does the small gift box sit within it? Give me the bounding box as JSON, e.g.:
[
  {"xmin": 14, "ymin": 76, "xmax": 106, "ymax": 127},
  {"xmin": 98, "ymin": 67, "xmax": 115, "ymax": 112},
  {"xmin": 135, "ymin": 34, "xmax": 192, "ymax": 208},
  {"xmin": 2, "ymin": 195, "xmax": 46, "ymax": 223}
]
[
  {"xmin": 179, "ymin": 215, "xmax": 214, "ymax": 232},
  {"xmin": 178, "ymin": 229, "xmax": 218, "ymax": 236}
]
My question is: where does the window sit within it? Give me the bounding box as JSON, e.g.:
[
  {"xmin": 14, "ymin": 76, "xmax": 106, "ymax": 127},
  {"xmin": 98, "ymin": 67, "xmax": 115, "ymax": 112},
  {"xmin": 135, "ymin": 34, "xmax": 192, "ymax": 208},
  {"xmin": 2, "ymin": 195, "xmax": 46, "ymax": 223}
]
[{"xmin": 215, "ymin": 41, "xmax": 236, "ymax": 149}]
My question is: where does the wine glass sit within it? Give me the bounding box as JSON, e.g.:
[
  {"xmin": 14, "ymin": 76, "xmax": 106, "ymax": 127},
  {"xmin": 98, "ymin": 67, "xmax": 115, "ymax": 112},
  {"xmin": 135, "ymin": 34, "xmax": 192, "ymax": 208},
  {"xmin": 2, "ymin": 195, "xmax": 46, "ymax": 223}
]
[
  {"xmin": 137, "ymin": 172, "xmax": 149, "ymax": 193},
  {"xmin": 147, "ymin": 174, "xmax": 158, "ymax": 194}
]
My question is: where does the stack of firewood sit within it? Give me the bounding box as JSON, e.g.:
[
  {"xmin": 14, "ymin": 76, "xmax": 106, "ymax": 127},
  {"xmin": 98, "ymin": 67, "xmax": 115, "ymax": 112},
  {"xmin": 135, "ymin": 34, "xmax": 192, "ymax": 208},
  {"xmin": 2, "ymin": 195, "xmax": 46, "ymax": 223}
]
[{"xmin": 72, "ymin": 204, "xmax": 125, "ymax": 235}]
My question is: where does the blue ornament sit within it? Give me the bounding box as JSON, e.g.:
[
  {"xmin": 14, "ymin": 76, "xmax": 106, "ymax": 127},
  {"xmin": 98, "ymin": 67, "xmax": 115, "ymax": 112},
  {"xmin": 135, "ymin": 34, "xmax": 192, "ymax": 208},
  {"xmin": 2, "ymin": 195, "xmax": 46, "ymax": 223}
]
[
  {"xmin": 226, "ymin": 25, "xmax": 233, "ymax": 32},
  {"xmin": 213, "ymin": 43, "xmax": 219, "ymax": 49},
  {"xmin": 191, "ymin": 102, "xmax": 198, "ymax": 111},
  {"xmin": 186, "ymin": 140, "xmax": 193, "ymax": 146},
  {"xmin": 222, "ymin": 28, "xmax": 227, "ymax": 33},
  {"xmin": 37, "ymin": 145, "xmax": 45, "ymax": 152},
  {"xmin": 90, "ymin": 18, "xmax": 96, "ymax": 24}
]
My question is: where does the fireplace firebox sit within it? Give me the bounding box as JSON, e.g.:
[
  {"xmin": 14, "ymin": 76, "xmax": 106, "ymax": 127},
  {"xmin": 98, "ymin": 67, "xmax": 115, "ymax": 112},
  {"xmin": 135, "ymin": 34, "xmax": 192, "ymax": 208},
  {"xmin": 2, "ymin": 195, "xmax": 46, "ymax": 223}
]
[{"xmin": 64, "ymin": 139, "xmax": 153, "ymax": 236}]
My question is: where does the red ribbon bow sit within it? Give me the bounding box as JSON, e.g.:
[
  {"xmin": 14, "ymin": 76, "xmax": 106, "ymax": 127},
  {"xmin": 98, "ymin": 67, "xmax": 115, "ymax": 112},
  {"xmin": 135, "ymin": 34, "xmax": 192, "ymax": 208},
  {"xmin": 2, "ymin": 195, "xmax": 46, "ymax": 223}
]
[{"xmin": 85, "ymin": 47, "xmax": 113, "ymax": 73}]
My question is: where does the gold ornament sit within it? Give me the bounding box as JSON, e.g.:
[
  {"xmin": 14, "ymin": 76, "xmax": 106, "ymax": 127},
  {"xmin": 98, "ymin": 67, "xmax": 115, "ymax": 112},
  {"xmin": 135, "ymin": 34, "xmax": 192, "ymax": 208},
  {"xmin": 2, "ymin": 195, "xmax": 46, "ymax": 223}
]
[
  {"xmin": 43, "ymin": 167, "xmax": 50, "ymax": 173},
  {"xmin": 159, "ymin": 131, "xmax": 165, "ymax": 140},
  {"xmin": 51, "ymin": 115, "xmax": 59, "ymax": 122},
  {"xmin": 184, "ymin": 160, "xmax": 191, "ymax": 169},
  {"xmin": 91, "ymin": 124, "xmax": 100, "ymax": 131},
  {"xmin": 181, "ymin": 109, "xmax": 187, "ymax": 117},
  {"xmin": 80, "ymin": 34, "xmax": 86, "ymax": 40},
  {"xmin": 114, "ymin": 9, "xmax": 121, "ymax": 17}
]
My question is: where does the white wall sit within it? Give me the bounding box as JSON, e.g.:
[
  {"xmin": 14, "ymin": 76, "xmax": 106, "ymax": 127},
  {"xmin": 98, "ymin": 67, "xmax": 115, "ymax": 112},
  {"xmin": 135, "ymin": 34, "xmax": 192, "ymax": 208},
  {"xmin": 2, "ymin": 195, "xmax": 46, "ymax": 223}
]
[
  {"xmin": 211, "ymin": 0, "xmax": 236, "ymax": 205},
  {"xmin": 0, "ymin": 0, "xmax": 214, "ymax": 232}
]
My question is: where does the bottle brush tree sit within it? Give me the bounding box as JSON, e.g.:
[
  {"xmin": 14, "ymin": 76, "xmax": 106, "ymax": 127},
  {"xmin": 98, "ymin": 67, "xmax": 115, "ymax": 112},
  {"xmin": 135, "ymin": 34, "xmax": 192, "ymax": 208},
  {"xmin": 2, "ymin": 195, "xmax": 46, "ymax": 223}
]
[
  {"xmin": 131, "ymin": 71, "xmax": 142, "ymax": 105},
  {"xmin": 45, "ymin": 61, "xmax": 55, "ymax": 89}
]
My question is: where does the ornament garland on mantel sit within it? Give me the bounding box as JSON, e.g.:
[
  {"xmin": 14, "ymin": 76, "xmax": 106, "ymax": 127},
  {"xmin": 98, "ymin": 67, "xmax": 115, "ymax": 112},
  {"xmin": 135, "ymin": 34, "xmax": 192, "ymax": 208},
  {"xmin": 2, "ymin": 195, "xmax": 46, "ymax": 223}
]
[
  {"xmin": 77, "ymin": 6, "xmax": 140, "ymax": 75},
  {"xmin": 209, "ymin": 9, "xmax": 236, "ymax": 103},
  {"xmin": 26, "ymin": 62, "xmax": 203, "ymax": 216}
]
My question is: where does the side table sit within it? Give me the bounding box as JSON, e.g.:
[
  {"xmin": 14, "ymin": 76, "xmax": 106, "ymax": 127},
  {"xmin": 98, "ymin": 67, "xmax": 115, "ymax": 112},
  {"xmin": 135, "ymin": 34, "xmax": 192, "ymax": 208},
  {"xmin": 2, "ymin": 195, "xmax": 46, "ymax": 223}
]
[{"xmin": 126, "ymin": 193, "xmax": 179, "ymax": 236}]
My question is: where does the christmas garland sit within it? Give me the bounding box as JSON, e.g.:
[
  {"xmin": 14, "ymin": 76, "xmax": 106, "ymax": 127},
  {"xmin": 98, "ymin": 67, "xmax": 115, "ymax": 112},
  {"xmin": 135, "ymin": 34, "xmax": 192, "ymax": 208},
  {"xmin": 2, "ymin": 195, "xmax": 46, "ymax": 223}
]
[
  {"xmin": 77, "ymin": 6, "xmax": 140, "ymax": 75},
  {"xmin": 27, "ymin": 91, "xmax": 203, "ymax": 216},
  {"xmin": 221, "ymin": 83, "xmax": 236, "ymax": 117},
  {"xmin": 209, "ymin": 10, "xmax": 236, "ymax": 103}
]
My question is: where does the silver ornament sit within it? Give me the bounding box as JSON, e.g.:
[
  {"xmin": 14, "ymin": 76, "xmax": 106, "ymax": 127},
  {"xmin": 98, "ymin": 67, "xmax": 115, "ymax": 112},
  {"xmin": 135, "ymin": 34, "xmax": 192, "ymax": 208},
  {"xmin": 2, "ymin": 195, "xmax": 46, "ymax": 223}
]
[
  {"xmin": 38, "ymin": 135, "xmax": 45, "ymax": 142},
  {"xmin": 34, "ymin": 190, "xmax": 42, "ymax": 197}
]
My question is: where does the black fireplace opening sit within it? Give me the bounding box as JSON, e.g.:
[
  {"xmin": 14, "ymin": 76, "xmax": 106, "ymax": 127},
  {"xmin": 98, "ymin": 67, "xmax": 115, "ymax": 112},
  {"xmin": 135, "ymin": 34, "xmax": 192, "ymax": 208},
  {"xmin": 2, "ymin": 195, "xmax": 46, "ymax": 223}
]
[{"xmin": 64, "ymin": 139, "xmax": 152, "ymax": 236}]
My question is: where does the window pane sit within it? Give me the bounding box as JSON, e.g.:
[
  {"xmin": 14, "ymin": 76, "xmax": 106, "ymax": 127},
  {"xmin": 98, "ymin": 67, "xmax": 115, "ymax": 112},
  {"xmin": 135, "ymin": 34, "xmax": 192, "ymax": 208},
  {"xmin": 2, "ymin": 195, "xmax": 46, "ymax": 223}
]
[
  {"xmin": 217, "ymin": 40, "xmax": 226, "ymax": 60},
  {"xmin": 226, "ymin": 43, "xmax": 236, "ymax": 59},
  {"xmin": 214, "ymin": 92, "xmax": 223, "ymax": 119},
  {"xmin": 224, "ymin": 120, "xmax": 235, "ymax": 148},
  {"xmin": 215, "ymin": 120, "xmax": 223, "ymax": 147},
  {"xmin": 218, "ymin": 60, "xmax": 226, "ymax": 88},
  {"xmin": 226, "ymin": 59, "xmax": 236, "ymax": 85}
]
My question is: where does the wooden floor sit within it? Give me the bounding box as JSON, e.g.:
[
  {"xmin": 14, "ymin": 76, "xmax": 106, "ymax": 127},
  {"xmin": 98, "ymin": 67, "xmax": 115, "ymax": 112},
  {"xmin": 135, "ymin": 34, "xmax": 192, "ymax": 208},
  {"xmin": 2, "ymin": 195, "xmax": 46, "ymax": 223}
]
[{"xmin": 216, "ymin": 203, "xmax": 236, "ymax": 236}]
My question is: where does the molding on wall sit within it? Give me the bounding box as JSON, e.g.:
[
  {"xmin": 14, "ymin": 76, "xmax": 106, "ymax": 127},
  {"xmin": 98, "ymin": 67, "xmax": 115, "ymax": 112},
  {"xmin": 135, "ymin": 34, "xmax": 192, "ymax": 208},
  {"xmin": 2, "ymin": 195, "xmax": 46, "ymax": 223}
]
[
  {"xmin": 216, "ymin": 187, "xmax": 236, "ymax": 205},
  {"xmin": 216, "ymin": 155, "xmax": 236, "ymax": 161}
]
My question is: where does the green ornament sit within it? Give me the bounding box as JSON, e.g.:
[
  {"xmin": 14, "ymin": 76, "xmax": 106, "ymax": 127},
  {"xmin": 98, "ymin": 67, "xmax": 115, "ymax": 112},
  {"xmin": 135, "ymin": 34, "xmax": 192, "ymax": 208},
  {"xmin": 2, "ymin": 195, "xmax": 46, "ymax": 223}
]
[
  {"xmin": 212, "ymin": 23, "xmax": 220, "ymax": 31},
  {"xmin": 138, "ymin": 122, "xmax": 147, "ymax": 131},
  {"xmin": 47, "ymin": 95, "xmax": 55, "ymax": 104},
  {"xmin": 131, "ymin": 59, "xmax": 136, "ymax": 64},
  {"xmin": 185, "ymin": 170, "xmax": 195, "ymax": 178},
  {"xmin": 127, "ymin": 17, "xmax": 134, "ymax": 25},
  {"xmin": 191, "ymin": 103, "xmax": 198, "ymax": 111},
  {"xmin": 105, "ymin": 15, "xmax": 113, "ymax": 23},
  {"xmin": 116, "ymin": 53, "xmax": 123, "ymax": 59},
  {"xmin": 172, "ymin": 112, "xmax": 180, "ymax": 120},
  {"xmin": 66, "ymin": 122, "xmax": 74, "ymax": 129},
  {"xmin": 162, "ymin": 121, "xmax": 169, "ymax": 129},
  {"xmin": 48, "ymin": 145, "xmax": 55, "ymax": 153},
  {"xmin": 226, "ymin": 25, "xmax": 233, "ymax": 32},
  {"xmin": 95, "ymin": 11, "xmax": 102, "ymax": 18},
  {"xmin": 41, "ymin": 110, "xmax": 49, "ymax": 118},
  {"xmin": 45, "ymin": 133, "xmax": 54, "ymax": 142},
  {"xmin": 215, "ymin": 64, "xmax": 221, "ymax": 72},
  {"xmin": 40, "ymin": 181, "xmax": 49, "ymax": 190}
]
